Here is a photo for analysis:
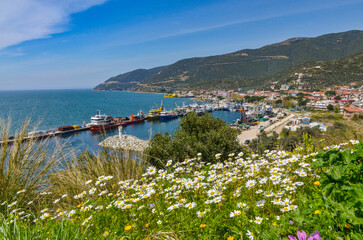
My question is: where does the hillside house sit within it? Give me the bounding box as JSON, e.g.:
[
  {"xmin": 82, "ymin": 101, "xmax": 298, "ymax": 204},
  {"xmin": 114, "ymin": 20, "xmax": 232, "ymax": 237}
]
[{"xmin": 343, "ymin": 105, "xmax": 363, "ymax": 120}]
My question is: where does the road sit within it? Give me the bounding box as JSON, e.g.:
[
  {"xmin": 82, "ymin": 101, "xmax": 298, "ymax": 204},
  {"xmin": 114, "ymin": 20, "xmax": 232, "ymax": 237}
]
[{"xmin": 237, "ymin": 113, "xmax": 295, "ymax": 145}]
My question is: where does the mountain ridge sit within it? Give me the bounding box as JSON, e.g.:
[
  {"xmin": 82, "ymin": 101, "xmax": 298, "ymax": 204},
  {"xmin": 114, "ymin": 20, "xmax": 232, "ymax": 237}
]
[{"xmin": 94, "ymin": 30, "xmax": 363, "ymax": 91}]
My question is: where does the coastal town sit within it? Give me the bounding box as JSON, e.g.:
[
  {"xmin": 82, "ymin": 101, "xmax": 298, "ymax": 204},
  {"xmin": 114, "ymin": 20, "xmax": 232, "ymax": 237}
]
[
  {"xmin": 166, "ymin": 83, "xmax": 363, "ymax": 119},
  {"xmin": 1, "ymin": 0, "xmax": 363, "ymax": 238}
]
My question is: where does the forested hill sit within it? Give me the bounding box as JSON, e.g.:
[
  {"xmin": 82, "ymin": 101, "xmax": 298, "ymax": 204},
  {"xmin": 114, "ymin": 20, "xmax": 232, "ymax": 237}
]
[
  {"xmin": 263, "ymin": 52, "xmax": 363, "ymax": 90},
  {"xmin": 93, "ymin": 66, "xmax": 165, "ymax": 91},
  {"xmin": 94, "ymin": 30, "xmax": 363, "ymax": 91}
]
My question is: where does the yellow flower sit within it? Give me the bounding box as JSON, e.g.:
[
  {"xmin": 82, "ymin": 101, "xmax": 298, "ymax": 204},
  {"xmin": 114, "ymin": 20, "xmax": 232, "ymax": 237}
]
[
  {"xmin": 144, "ymin": 223, "xmax": 149, "ymax": 228},
  {"xmin": 227, "ymin": 237, "xmax": 234, "ymax": 240},
  {"xmin": 314, "ymin": 181, "xmax": 320, "ymax": 186},
  {"xmin": 124, "ymin": 225, "xmax": 132, "ymax": 231},
  {"xmin": 200, "ymin": 223, "xmax": 206, "ymax": 228},
  {"xmin": 273, "ymin": 222, "xmax": 279, "ymax": 226},
  {"xmin": 218, "ymin": 203, "xmax": 223, "ymax": 207},
  {"xmin": 314, "ymin": 210, "xmax": 321, "ymax": 214},
  {"xmin": 345, "ymin": 224, "xmax": 351, "ymax": 229}
]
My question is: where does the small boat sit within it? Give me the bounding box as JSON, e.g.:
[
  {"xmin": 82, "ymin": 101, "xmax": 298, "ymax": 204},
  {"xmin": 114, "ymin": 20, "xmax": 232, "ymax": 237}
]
[
  {"xmin": 164, "ymin": 93, "xmax": 178, "ymax": 98},
  {"xmin": 147, "ymin": 111, "xmax": 160, "ymax": 121},
  {"xmin": 160, "ymin": 111, "xmax": 178, "ymax": 120},
  {"xmin": 115, "ymin": 111, "xmax": 145, "ymax": 126},
  {"xmin": 90, "ymin": 110, "xmax": 118, "ymax": 131},
  {"xmin": 128, "ymin": 111, "xmax": 146, "ymax": 124}
]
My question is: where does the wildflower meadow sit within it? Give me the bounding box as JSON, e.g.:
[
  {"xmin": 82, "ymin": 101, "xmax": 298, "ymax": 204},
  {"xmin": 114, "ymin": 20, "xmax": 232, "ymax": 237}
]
[{"xmin": 1, "ymin": 140, "xmax": 362, "ymax": 239}]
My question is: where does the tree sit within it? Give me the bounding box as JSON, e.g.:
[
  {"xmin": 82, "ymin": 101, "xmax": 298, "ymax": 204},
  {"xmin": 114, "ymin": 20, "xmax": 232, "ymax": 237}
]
[
  {"xmin": 275, "ymin": 99, "xmax": 282, "ymax": 105},
  {"xmin": 334, "ymin": 105, "xmax": 340, "ymax": 113},
  {"xmin": 327, "ymin": 104, "xmax": 334, "ymax": 111},
  {"xmin": 146, "ymin": 113, "xmax": 242, "ymax": 168},
  {"xmin": 325, "ymin": 90, "xmax": 336, "ymax": 96},
  {"xmin": 334, "ymin": 96, "xmax": 341, "ymax": 100},
  {"xmin": 249, "ymin": 131, "xmax": 278, "ymax": 154}
]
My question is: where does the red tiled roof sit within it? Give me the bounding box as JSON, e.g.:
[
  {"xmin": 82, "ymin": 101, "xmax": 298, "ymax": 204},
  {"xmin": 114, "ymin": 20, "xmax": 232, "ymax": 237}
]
[{"xmin": 344, "ymin": 107, "xmax": 363, "ymax": 113}]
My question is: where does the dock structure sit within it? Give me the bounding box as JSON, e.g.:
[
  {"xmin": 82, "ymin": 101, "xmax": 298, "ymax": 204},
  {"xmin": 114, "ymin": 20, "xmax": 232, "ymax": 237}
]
[
  {"xmin": 99, "ymin": 135, "xmax": 149, "ymax": 152},
  {"xmin": 0, "ymin": 126, "xmax": 91, "ymax": 145}
]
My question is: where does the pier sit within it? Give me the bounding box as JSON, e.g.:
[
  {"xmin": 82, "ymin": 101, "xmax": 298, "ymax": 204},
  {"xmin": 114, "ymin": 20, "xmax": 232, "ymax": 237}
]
[{"xmin": 0, "ymin": 126, "xmax": 91, "ymax": 145}]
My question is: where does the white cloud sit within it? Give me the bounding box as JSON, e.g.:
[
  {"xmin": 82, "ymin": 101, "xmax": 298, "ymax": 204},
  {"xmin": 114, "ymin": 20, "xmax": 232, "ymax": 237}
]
[{"xmin": 0, "ymin": 0, "xmax": 107, "ymax": 50}]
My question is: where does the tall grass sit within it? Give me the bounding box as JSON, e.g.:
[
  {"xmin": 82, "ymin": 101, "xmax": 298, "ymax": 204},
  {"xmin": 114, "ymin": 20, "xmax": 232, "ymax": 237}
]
[
  {"xmin": 1, "ymin": 118, "xmax": 147, "ymax": 213},
  {"xmin": 49, "ymin": 149, "xmax": 147, "ymax": 206},
  {"xmin": 0, "ymin": 118, "xmax": 62, "ymax": 213}
]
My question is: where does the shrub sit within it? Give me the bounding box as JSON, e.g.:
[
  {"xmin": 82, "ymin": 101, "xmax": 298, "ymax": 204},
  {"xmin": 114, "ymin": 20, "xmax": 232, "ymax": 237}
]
[{"xmin": 146, "ymin": 112, "xmax": 242, "ymax": 167}]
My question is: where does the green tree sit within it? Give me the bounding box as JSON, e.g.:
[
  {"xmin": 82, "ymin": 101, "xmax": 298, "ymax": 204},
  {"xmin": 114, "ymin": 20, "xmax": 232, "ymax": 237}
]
[
  {"xmin": 146, "ymin": 113, "xmax": 242, "ymax": 167},
  {"xmin": 249, "ymin": 131, "xmax": 278, "ymax": 154},
  {"xmin": 325, "ymin": 90, "xmax": 336, "ymax": 96},
  {"xmin": 334, "ymin": 105, "xmax": 340, "ymax": 113},
  {"xmin": 327, "ymin": 104, "xmax": 334, "ymax": 111}
]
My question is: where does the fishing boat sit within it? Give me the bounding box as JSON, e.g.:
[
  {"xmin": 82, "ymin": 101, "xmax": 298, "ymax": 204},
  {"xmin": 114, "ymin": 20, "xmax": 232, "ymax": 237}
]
[
  {"xmin": 115, "ymin": 111, "xmax": 145, "ymax": 126},
  {"xmin": 160, "ymin": 111, "xmax": 178, "ymax": 120},
  {"xmin": 147, "ymin": 111, "xmax": 160, "ymax": 120},
  {"xmin": 90, "ymin": 110, "xmax": 118, "ymax": 131},
  {"xmin": 128, "ymin": 111, "xmax": 145, "ymax": 124},
  {"xmin": 147, "ymin": 101, "xmax": 163, "ymax": 121}
]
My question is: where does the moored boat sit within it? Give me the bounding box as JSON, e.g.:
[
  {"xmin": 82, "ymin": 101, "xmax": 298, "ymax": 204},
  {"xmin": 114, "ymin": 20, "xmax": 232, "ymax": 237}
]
[
  {"xmin": 90, "ymin": 110, "xmax": 118, "ymax": 131},
  {"xmin": 160, "ymin": 111, "xmax": 178, "ymax": 120}
]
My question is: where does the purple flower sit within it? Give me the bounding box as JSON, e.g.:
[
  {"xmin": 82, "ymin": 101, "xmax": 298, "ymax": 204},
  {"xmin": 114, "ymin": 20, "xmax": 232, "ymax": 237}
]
[
  {"xmin": 308, "ymin": 231, "xmax": 322, "ymax": 240},
  {"xmin": 289, "ymin": 220, "xmax": 294, "ymax": 225},
  {"xmin": 289, "ymin": 231, "xmax": 306, "ymax": 240},
  {"xmin": 289, "ymin": 230, "xmax": 322, "ymax": 240},
  {"xmin": 297, "ymin": 231, "xmax": 307, "ymax": 240}
]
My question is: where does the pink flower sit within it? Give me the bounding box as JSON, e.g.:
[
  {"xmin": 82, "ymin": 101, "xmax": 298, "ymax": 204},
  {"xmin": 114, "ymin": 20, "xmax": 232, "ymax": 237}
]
[{"xmin": 289, "ymin": 230, "xmax": 321, "ymax": 240}]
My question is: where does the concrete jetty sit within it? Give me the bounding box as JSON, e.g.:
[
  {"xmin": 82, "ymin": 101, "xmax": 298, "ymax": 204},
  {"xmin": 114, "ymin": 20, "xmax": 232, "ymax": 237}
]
[{"xmin": 99, "ymin": 135, "xmax": 149, "ymax": 152}]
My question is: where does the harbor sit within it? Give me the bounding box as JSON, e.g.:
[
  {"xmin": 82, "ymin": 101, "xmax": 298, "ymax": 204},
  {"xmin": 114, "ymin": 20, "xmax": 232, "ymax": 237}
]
[{"xmin": 1, "ymin": 99, "xmax": 287, "ymax": 151}]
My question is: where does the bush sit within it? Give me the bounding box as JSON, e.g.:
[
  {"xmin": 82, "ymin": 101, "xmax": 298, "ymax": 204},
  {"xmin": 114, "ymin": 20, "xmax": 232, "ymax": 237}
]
[
  {"xmin": 327, "ymin": 104, "xmax": 334, "ymax": 111},
  {"xmin": 146, "ymin": 113, "xmax": 242, "ymax": 167},
  {"xmin": 249, "ymin": 131, "xmax": 278, "ymax": 154}
]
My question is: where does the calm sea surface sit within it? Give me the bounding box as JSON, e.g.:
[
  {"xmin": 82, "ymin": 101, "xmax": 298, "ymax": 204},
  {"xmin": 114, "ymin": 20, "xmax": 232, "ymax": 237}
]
[{"xmin": 0, "ymin": 89, "xmax": 240, "ymax": 154}]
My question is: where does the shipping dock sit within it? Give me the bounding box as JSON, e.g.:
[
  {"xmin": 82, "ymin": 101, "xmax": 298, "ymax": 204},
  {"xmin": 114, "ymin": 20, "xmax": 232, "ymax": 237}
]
[{"xmin": 0, "ymin": 126, "xmax": 92, "ymax": 145}]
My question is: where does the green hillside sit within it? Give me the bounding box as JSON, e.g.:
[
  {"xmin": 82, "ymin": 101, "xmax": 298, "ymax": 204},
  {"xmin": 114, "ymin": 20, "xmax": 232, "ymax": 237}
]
[
  {"xmin": 95, "ymin": 30, "xmax": 363, "ymax": 91},
  {"xmin": 265, "ymin": 52, "xmax": 363, "ymax": 89},
  {"xmin": 93, "ymin": 66, "xmax": 165, "ymax": 91}
]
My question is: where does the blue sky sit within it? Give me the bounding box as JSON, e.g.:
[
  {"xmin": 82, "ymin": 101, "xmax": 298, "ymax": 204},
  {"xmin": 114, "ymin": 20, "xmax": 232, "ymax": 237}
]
[{"xmin": 0, "ymin": 0, "xmax": 362, "ymax": 90}]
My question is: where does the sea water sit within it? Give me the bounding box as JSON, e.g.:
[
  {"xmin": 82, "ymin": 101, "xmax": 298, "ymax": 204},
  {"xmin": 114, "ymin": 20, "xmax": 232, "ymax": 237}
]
[{"xmin": 0, "ymin": 89, "xmax": 240, "ymax": 154}]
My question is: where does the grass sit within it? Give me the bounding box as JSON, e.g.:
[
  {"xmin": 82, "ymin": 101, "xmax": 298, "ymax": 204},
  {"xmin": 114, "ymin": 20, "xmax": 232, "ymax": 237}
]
[
  {"xmin": 310, "ymin": 111, "xmax": 363, "ymax": 145},
  {"xmin": 0, "ymin": 118, "xmax": 62, "ymax": 213}
]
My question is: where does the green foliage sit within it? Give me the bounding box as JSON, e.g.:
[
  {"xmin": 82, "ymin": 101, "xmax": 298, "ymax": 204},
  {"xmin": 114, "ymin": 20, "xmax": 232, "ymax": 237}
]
[
  {"xmin": 334, "ymin": 105, "xmax": 340, "ymax": 113},
  {"xmin": 249, "ymin": 131, "xmax": 279, "ymax": 154},
  {"xmin": 146, "ymin": 113, "xmax": 242, "ymax": 167},
  {"xmin": 325, "ymin": 90, "xmax": 336, "ymax": 96},
  {"xmin": 244, "ymin": 96, "xmax": 266, "ymax": 103},
  {"xmin": 288, "ymin": 142, "xmax": 363, "ymax": 239},
  {"xmin": 327, "ymin": 104, "xmax": 334, "ymax": 111}
]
